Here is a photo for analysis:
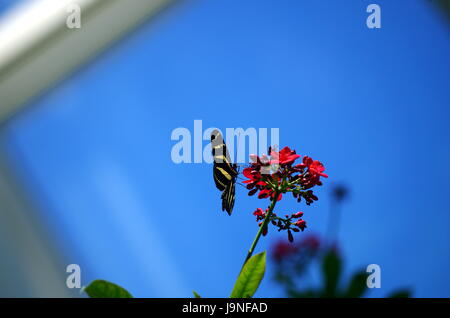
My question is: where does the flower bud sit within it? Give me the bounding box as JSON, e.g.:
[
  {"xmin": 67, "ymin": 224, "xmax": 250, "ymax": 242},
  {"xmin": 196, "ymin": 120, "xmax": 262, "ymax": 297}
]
[
  {"xmin": 288, "ymin": 230, "xmax": 294, "ymax": 243},
  {"xmin": 292, "ymin": 212, "xmax": 304, "ymax": 218},
  {"xmin": 295, "ymin": 219, "xmax": 307, "ymax": 231}
]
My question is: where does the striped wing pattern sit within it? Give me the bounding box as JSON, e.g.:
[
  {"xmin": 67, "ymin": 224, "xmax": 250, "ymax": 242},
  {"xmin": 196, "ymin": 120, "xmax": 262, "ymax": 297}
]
[{"xmin": 211, "ymin": 129, "xmax": 238, "ymax": 215}]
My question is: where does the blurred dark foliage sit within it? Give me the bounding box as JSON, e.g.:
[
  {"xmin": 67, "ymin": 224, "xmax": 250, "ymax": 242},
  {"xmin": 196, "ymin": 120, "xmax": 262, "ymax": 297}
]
[
  {"xmin": 331, "ymin": 184, "xmax": 349, "ymax": 203},
  {"xmin": 430, "ymin": 0, "xmax": 450, "ymax": 22},
  {"xmin": 272, "ymin": 236, "xmax": 411, "ymax": 298},
  {"xmin": 271, "ymin": 183, "xmax": 412, "ymax": 298}
]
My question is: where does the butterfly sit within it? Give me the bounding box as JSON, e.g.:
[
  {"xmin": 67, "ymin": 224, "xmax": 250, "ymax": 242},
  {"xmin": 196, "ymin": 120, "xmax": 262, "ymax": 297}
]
[{"xmin": 211, "ymin": 129, "xmax": 238, "ymax": 215}]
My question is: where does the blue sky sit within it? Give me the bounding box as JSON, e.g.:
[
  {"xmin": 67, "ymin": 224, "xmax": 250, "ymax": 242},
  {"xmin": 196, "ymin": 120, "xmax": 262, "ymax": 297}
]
[
  {"xmin": 0, "ymin": 0, "xmax": 18, "ymax": 13},
  {"xmin": 1, "ymin": 0, "xmax": 449, "ymax": 297}
]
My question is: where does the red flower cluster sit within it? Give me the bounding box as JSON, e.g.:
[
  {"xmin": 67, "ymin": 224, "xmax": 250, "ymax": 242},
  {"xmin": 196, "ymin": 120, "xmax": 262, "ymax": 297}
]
[
  {"xmin": 243, "ymin": 146, "xmax": 327, "ymax": 242},
  {"xmin": 243, "ymin": 147, "xmax": 328, "ymax": 205}
]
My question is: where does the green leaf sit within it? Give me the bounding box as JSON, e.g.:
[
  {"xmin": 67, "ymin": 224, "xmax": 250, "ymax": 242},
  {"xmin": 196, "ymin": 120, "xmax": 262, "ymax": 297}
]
[
  {"xmin": 388, "ymin": 289, "xmax": 412, "ymax": 298},
  {"xmin": 343, "ymin": 271, "xmax": 367, "ymax": 298},
  {"xmin": 230, "ymin": 252, "xmax": 266, "ymax": 298},
  {"xmin": 321, "ymin": 249, "xmax": 342, "ymax": 297},
  {"xmin": 84, "ymin": 280, "xmax": 133, "ymax": 298},
  {"xmin": 192, "ymin": 291, "xmax": 201, "ymax": 298}
]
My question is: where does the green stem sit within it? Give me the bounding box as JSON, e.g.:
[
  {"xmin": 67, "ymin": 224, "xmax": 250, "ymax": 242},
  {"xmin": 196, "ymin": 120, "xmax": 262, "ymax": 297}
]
[{"xmin": 241, "ymin": 191, "xmax": 280, "ymax": 268}]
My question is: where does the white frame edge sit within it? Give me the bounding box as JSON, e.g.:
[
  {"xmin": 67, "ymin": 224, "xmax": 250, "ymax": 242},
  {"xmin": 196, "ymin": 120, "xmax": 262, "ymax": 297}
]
[{"xmin": 0, "ymin": 0, "xmax": 175, "ymax": 123}]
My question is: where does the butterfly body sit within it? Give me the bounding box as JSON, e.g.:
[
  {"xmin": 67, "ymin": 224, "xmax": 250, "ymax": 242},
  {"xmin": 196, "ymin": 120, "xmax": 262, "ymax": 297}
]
[{"xmin": 211, "ymin": 130, "xmax": 237, "ymax": 215}]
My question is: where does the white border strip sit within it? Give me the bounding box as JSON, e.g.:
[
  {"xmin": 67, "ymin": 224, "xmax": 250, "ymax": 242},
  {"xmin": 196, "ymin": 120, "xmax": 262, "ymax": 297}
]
[{"xmin": 0, "ymin": 0, "xmax": 174, "ymax": 123}]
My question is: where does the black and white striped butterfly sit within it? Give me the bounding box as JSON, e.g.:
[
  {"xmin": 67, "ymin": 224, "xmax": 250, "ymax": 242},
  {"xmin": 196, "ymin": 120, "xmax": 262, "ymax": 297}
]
[{"xmin": 211, "ymin": 129, "xmax": 238, "ymax": 215}]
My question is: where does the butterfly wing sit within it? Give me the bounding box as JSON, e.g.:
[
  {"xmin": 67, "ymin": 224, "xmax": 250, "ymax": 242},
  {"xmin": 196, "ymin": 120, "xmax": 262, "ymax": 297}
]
[
  {"xmin": 221, "ymin": 182, "xmax": 235, "ymax": 215},
  {"xmin": 211, "ymin": 129, "xmax": 237, "ymax": 215}
]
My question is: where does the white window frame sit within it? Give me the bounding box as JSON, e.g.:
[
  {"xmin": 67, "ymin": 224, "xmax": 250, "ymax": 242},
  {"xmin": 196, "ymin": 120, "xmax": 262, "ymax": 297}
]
[
  {"xmin": 0, "ymin": 0, "xmax": 175, "ymax": 122},
  {"xmin": 0, "ymin": 0, "xmax": 176, "ymax": 297}
]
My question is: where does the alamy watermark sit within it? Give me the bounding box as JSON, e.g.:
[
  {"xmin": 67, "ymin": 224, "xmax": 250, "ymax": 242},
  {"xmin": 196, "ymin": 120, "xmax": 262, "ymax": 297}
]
[
  {"xmin": 366, "ymin": 4, "xmax": 381, "ymax": 29},
  {"xmin": 366, "ymin": 264, "xmax": 381, "ymax": 288},
  {"xmin": 66, "ymin": 264, "xmax": 81, "ymax": 289},
  {"xmin": 170, "ymin": 120, "xmax": 280, "ymax": 165},
  {"xmin": 66, "ymin": 3, "xmax": 81, "ymax": 29},
  {"xmin": 65, "ymin": 4, "xmax": 381, "ymax": 31},
  {"xmin": 65, "ymin": 263, "xmax": 382, "ymax": 290}
]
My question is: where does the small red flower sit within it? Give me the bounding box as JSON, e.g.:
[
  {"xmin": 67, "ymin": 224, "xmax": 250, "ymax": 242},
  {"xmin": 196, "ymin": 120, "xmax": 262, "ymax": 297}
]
[
  {"xmin": 271, "ymin": 146, "xmax": 301, "ymax": 165},
  {"xmin": 295, "ymin": 219, "xmax": 307, "ymax": 231},
  {"xmin": 294, "ymin": 156, "xmax": 328, "ymax": 191},
  {"xmin": 305, "ymin": 157, "xmax": 328, "ymax": 178},
  {"xmin": 292, "ymin": 212, "xmax": 304, "ymax": 218},
  {"xmin": 243, "ymin": 167, "xmax": 262, "ymax": 184},
  {"xmin": 253, "ymin": 208, "xmax": 265, "ymax": 217},
  {"xmin": 258, "ymin": 189, "xmax": 282, "ymax": 201},
  {"xmin": 257, "ymin": 188, "xmax": 271, "ymax": 199},
  {"xmin": 253, "ymin": 208, "xmax": 266, "ymax": 221}
]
